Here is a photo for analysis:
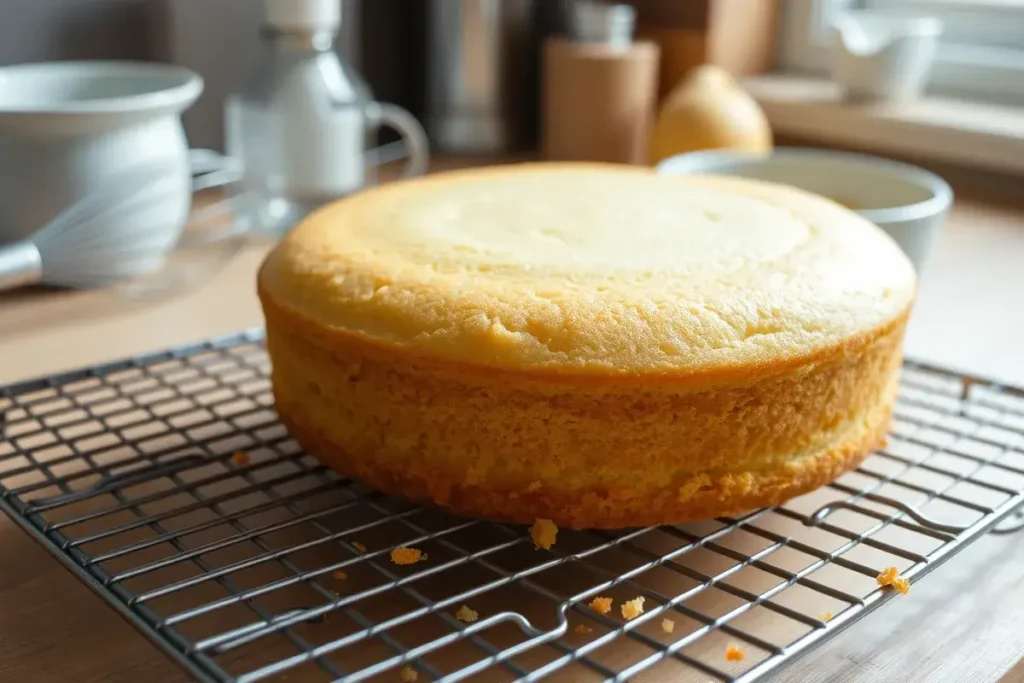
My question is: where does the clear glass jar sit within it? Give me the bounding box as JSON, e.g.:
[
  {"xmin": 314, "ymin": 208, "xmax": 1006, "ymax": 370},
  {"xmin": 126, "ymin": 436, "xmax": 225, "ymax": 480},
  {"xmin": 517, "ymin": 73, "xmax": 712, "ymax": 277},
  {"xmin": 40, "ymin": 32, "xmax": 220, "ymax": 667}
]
[{"xmin": 226, "ymin": 15, "xmax": 428, "ymax": 237}]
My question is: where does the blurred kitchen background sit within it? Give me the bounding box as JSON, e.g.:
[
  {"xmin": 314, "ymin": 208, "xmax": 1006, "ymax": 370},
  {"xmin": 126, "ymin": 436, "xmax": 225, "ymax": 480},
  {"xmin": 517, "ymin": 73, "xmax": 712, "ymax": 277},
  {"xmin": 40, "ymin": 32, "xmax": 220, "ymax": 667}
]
[
  {"xmin": 3, "ymin": 0, "xmax": 1021, "ymax": 179},
  {"xmin": 3, "ymin": 0, "xmax": 1024, "ymax": 383}
]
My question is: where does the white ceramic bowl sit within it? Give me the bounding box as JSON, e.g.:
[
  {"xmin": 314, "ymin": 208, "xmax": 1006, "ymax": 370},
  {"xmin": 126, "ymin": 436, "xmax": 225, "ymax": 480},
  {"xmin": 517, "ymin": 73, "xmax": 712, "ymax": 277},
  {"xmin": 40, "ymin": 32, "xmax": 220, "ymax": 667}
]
[
  {"xmin": 656, "ymin": 147, "xmax": 953, "ymax": 274},
  {"xmin": 0, "ymin": 61, "xmax": 203, "ymax": 277}
]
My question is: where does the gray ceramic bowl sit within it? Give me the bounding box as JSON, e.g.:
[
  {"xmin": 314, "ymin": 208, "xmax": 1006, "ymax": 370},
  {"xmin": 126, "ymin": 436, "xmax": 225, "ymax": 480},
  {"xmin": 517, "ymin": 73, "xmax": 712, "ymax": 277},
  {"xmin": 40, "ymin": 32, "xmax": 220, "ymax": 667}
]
[{"xmin": 656, "ymin": 147, "xmax": 953, "ymax": 274}]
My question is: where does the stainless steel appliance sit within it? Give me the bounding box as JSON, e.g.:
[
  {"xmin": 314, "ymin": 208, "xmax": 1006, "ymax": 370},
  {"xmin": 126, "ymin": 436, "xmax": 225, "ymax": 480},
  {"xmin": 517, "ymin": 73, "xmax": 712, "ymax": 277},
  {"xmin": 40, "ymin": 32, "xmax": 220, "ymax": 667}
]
[{"xmin": 425, "ymin": 0, "xmax": 541, "ymax": 155}]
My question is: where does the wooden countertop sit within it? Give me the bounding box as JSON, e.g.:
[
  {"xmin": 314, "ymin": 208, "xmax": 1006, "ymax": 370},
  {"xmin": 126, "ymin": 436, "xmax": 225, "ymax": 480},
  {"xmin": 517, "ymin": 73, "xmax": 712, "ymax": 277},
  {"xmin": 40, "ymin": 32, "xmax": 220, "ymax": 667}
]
[{"xmin": 1, "ymin": 160, "xmax": 1024, "ymax": 683}]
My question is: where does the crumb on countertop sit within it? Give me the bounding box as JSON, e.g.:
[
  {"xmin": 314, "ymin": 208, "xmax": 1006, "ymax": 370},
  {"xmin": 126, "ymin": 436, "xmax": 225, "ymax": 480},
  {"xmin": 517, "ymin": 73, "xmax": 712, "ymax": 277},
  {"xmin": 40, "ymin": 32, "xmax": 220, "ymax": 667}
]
[
  {"xmin": 391, "ymin": 547, "xmax": 425, "ymax": 565},
  {"xmin": 399, "ymin": 665, "xmax": 418, "ymax": 682},
  {"xmin": 725, "ymin": 644, "xmax": 745, "ymax": 662},
  {"xmin": 589, "ymin": 597, "xmax": 613, "ymax": 614},
  {"xmin": 231, "ymin": 450, "xmax": 249, "ymax": 466},
  {"xmin": 455, "ymin": 605, "xmax": 479, "ymax": 623},
  {"xmin": 574, "ymin": 623, "xmax": 593, "ymax": 634},
  {"xmin": 820, "ymin": 611, "xmax": 833, "ymax": 621},
  {"xmin": 877, "ymin": 566, "xmax": 910, "ymax": 594},
  {"xmin": 661, "ymin": 618, "xmax": 675, "ymax": 634},
  {"xmin": 530, "ymin": 518, "xmax": 558, "ymax": 550},
  {"xmin": 352, "ymin": 541, "xmax": 367, "ymax": 553},
  {"xmin": 621, "ymin": 596, "xmax": 645, "ymax": 621}
]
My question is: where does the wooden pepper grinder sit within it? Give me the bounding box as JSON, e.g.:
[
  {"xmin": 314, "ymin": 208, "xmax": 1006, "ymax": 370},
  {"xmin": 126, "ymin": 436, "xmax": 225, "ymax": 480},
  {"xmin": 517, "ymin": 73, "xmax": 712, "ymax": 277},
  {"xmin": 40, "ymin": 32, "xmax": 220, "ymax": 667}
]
[{"xmin": 542, "ymin": 1, "xmax": 660, "ymax": 165}]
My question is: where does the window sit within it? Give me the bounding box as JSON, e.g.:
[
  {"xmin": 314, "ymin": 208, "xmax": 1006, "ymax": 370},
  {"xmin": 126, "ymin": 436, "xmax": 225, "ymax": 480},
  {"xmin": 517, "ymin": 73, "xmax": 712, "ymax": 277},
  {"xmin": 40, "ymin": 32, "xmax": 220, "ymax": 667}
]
[{"xmin": 776, "ymin": 0, "xmax": 1024, "ymax": 104}]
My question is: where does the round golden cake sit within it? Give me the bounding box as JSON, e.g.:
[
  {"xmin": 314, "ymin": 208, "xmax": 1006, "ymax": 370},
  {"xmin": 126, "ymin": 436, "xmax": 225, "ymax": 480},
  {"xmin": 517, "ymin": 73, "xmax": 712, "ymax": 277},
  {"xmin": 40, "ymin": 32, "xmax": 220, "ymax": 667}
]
[{"xmin": 258, "ymin": 162, "xmax": 916, "ymax": 529}]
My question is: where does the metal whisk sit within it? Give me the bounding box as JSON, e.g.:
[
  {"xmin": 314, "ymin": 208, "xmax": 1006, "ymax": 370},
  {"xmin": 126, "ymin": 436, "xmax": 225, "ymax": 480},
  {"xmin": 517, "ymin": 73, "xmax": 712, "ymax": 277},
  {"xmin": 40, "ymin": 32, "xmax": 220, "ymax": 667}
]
[
  {"xmin": 0, "ymin": 166, "xmax": 182, "ymax": 291},
  {"xmin": 0, "ymin": 151, "xmax": 246, "ymax": 294}
]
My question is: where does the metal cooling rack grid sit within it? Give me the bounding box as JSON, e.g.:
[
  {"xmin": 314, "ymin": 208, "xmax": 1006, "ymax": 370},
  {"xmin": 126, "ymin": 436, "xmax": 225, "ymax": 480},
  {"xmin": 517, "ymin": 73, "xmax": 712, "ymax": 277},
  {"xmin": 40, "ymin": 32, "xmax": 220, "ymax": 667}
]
[{"xmin": 1, "ymin": 329, "xmax": 1023, "ymax": 683}]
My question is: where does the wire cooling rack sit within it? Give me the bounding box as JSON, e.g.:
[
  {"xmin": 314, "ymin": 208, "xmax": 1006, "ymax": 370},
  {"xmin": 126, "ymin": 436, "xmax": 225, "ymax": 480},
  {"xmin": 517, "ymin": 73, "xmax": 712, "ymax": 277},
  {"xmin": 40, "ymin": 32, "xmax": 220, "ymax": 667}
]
[{"xmin": 1, "ymin": 329, "xmax": 1023, "ymax": 683}]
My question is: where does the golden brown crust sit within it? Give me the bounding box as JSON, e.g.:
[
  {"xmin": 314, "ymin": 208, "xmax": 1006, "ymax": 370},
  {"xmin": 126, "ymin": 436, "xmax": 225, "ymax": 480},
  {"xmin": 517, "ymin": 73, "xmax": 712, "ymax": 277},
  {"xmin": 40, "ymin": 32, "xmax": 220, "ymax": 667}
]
[
  {"xmin": 258, "ymin": 271, "xmax": 911, "ymax": 388},
  {"xmin": 264, "ymin": 289, "xmax": 906, "ymax": 529},
  {"xmin": 277, "ymin": 400, "xmax": 891, "ymax": 529}
]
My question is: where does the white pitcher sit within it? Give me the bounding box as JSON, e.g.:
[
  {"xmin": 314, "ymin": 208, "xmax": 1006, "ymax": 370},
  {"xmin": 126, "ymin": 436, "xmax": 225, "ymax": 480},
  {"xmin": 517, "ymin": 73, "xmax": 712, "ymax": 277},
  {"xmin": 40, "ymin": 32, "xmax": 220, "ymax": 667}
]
[{"xmin": 831, "ymin": 11, "xmax": 944, "ymax": 102}]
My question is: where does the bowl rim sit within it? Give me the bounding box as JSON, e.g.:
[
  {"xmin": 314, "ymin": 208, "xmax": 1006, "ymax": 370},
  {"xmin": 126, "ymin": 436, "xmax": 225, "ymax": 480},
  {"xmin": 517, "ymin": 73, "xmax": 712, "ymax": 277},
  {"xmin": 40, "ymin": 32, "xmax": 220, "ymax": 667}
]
[
  {"xmin": 656, "ymin": 146, "xmax": 954, "ymax": 225},
  {"xmin": 0, "ymin": 60, "xmax": 203, "ymax": 116}
]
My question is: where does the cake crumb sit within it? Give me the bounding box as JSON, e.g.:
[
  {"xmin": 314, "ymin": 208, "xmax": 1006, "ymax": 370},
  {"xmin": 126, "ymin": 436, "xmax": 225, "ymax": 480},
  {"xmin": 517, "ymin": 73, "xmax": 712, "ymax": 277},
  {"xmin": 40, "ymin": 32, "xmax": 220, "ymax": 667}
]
[
  {"xmin": 820, "ymin": 611, "xmax": 833, "ymax": 621},
  {"xmin": 390, "ymin": 547, "xmax": 425, "ymax": 565},
  {"xmin": 530, "ymin": 518, "xmax": 558, "ymax": 550},
  {"xmin": 399, "ymin": 665, "xmax": 418, "ymax": 682},
  {"xmin": 455, "ymin": 605, "xmax": 479, "ymax": 623},
  {"xmin": 352, "ymin": 541, "xmax": 367, "ymax": 553},
  {"xmin": 661, "ymin": 618, "xmax": 675, "ymax": 634},
  {"xmin": 589, "ymin": 597, "xmax": 613, "ymax": 614},
  {"xmin": 877, "ymin": 566, "xmax": 910, "ymax": 594},
  {"xmin": 876, "ymin": 566, "xmax": 898, "ymax": 585},
  {"xmin": 527, "ymin": 481, "xmax": 542, "ymax": 493},
  {"xmin": 621, "ymin": 596, "xmax": 645, "ymax": 621},
  {"xmin": 333, "ymin": 570, "xmax": 347, "ymax": 581},
  {"xmin": 725, "ymin": 644, "xmax": 745, "ymax": 662},
  {"xmin": 574, "ymin": 623, "xmax": 593, "ymax": 634},
  {"xmin": 231, "ymin": 450, "xmax": 249, "ymax": 466}
]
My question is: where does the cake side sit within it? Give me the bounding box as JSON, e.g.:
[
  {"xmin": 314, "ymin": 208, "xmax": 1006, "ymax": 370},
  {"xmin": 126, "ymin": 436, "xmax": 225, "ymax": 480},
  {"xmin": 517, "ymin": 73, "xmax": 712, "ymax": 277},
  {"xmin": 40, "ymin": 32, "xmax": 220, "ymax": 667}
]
[
  {"xmin": 258, "ymin": 163, "xmax": 916, "ymax": 378},
  {"xmin": 262, "ymin": 291, "xmax": 907, "ymax": 528}
]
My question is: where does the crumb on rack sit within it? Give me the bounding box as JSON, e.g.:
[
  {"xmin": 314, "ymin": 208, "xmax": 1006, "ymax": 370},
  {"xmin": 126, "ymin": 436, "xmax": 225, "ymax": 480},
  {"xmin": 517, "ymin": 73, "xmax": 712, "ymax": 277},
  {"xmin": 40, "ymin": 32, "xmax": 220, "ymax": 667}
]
[
  {"xmin": 876, "ymin": 566, "xmax": 898, "ymax": 586},
  {"xmin": 820, "ymin": 611, "xmax": 833, "ymax": 621},
  {"xmin": 530, "ymin": 518, "xmax": 558, "ymax": 550},
  {"xmin": 589, "ymin": 597, "xmax": 613, "ymax": 614},
  {"xmin": 390, "ymin": 547, "xmax": 425, "ymax": 565},
  {"xmin": 399, "ymin": 665, "xmax": 418, "ymax": 682},
  {"xmin": 231, "ymin": 450, "xmax": 249, "ymax": 466},
  {"xmin": 661, "ymin": 618, "xmax": 675, "ymax": 634},
  {"xmin": 574, "ymin": 623, "xmax": 593, "ymax": 634},
  {"xmin": 455, "ymin": 605, "xmax": 479, "ymax": 623},
  {"xmin": 333, "ymin": 570, "xmax": 347, "ymax": 581},
  {"xmin": 352, "ymin": 541, "xmax": 367, "ymax": 553},
  {"xmin": 725, "ymin": 644, "xmax": 745, "ymax": 662},
  {"xmin": 877, "ymin": 566, "xmax": 910, "ymax": 594},
  {"xmin": 621, "ymin": 596, "xmax": 645, "ymax": 621}
]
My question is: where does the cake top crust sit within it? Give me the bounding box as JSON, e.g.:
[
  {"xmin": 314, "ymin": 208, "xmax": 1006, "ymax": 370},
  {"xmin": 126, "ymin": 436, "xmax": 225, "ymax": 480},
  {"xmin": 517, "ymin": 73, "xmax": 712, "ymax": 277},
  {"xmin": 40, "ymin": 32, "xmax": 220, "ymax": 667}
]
[{"xmin": 259, "ymin": 163, "xmax": 915, "ymax": 376}]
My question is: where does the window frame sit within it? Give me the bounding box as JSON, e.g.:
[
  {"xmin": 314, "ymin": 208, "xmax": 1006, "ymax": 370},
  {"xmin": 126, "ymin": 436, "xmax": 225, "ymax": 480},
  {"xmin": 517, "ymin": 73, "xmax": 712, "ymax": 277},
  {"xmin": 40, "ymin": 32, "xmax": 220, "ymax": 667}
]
[{"xmin": 776, "ymin": 0, "xmax": 1024, "ymax": 105}]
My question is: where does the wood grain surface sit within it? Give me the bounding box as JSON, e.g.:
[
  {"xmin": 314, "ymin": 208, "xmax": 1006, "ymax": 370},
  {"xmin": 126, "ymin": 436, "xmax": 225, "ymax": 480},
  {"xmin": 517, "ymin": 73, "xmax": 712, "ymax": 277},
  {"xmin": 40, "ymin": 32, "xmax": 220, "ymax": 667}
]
[{"xmin": 1, "ymin": 159, "xmax": 1023, "ymax": 682}]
